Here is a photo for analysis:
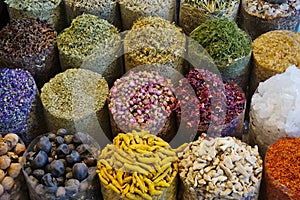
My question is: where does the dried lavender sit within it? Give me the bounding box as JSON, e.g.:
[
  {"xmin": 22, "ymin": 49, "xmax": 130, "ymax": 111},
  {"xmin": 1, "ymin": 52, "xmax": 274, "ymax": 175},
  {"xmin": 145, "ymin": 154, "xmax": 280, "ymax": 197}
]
[
  {"xmin": 241, "ymin": 0, "xmax": 300, "ymax": 39},
  {"xmin": 64, "ymin": 0, "xmax": 121, "ymax": 29},
  {"xmin": 0, "ymin": 18, "xmax": 60, "ymax": 89},
  {"xmin": 108, "ymin": 70, "xmax": 178, "ymax": 142},
  {"xmin": 4, "ymin": 0, "xmax": 66, "ymax": 32},
  {"xmin": 40, "ymin": 69, "xmax": 111, "ymax": 144},
  {"xmin": 176, "ymin": 69, "xmax": 245, "ymax": 139},
  {"xmin": 190, "ymin": 18, "xmax": 252, "ymax": 91},
  {"xmin": 0, "ymin": 68, "xmax": 45, "ymax": 145},
  {"xmin": 124, "ymin": 16, "xmax": 186, "ymax": 75},
  {"xmin": 119, "ymin": 0, "xmax": 175, "ymax": 30},
  {"xmin": 58, "ymin": 14, "xmax": 122, "ymax": 87},
  {"xmin": 180, "ymin": 0, "xmax": 240, "ymax": 34}
]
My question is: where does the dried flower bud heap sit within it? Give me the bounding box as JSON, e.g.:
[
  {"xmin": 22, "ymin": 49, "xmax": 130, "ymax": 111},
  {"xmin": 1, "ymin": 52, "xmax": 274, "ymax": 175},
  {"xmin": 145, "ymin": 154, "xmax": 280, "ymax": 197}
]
[
  {"xmin": 22, "ymin": 129, "xmax": 101, "ymax": 200},
  {"xmin": 41, "ymin": 68, "xmax": 111, "ymax": 144},
  {"xmin": 180, "ymin": 0, "xmax": 240, "ymax": 34},
  {"xmin": 58, "ymin": 14, "xmax": 122, "ymax": 87},
  {"xmin": 4, "ymin": 0, "xmax": 66, "ymax": 32},
  {"xmin": 108, "ymin": 70, "xmax": 178, "ymax": 142},
  {"xmin": 265, "ymin": 138, "xmax": 300, "ymax": 200},
  {"xmin": 241, "ymin": 0, "xmax": 300, "ymax": 39},
  {"xmin": 178, "ymin": 135, "xmax": 263, "ymax": 200},
  {"xmin": 250, "ymin": 30, "xmax": 300, "ymax": 95},
  {"xmin": 97, "ymin": 130, "xmax": 178, "ymax": 200},
  {"xmin": 64, "ymin": 0, "xmax": 121, "ymax": 29},
  {"xmin": 0, "ymin": 18, "xmax": 60, "ymax": 89},
  {"xmin": 249, "ymin": 65, "xmax": 300, "ymax": 157},
  {"xmin": 0, "ymin": 68, "xmax": 45, "ymax": 145},
  {"xmin": 190, "ymin": 19, "xmax": 252, "ymax": 91},
  {"xmin": 176, "ymin": 69, "xmax": 246, "ymax": 139},
  {"xmin": 119, "ymin": 0, "xmax": 175, "ymax": 30},
  {"xmin": 0, "ymin": 133, "xmax": 29, "ymax": 199},
  {"xmin": 124, "ymin": 17, "xmax": 186, "ymax": 75}
]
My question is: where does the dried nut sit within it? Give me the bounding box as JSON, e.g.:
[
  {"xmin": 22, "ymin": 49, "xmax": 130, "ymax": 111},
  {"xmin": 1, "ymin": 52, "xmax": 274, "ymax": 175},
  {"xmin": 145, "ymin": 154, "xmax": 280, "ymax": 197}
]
[
  {"xmin": 4, "ymin": 134, "xmax": 19, "ymax": 150},
  {"xmin": 0, "ymin": 184, "xmax": 3, "ymax": 196},
  {"xmin": 0, "ymin": 156, "xmax": 11, "ymax": 170},
  {"xmin": 8, "ymin": 163, "xmax": 21, "ymax": 178},
  {"xmin": 0, "ymin": 143, "xmax": 8, "ymax": 156},
  {"xmin": 14, "ymin": 143, "xmax": 26, "ymax": 155},
  {"xmin": 0, "ymin": 169, "xmax": 5, "ymax": 182},
  {"xmin": 1, "ymin": 176, "xmax": 15, "ymax": 191}
]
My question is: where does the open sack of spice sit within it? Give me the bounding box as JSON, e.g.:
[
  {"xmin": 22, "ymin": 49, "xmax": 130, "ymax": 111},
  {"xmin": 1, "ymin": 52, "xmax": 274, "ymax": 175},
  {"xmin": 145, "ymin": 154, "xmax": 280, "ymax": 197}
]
[
  {"xmin": 179, "ymin": 0, "xmax": 240, "ymax": 34},
  {"xmin": 108, "ymin": 70, "xmax": 178, "ymax": 142},
  {"xmin": 175, "ymin": 68, "xmax": 246, "ymax": 140},
  {"xmin": 240, "ymin": 0, "xmax": 300, "ymax": 39},
  {"xmin": 97, "ymin": 130, "xmax": 178, "ymax": 200},
  {"xmin": 0, "ymin": 133, "xmax": 29, "ymax": 199},
  {"xmin": 124, "ymin": 16, "xmax": 187, "ymax": 76},
  {"xmin": 189, "ymin": 18, "xmax": 252, "ymax": 93},
  {"xmin": 178, "ymin": 134, "xmax": 263, "ymax": 200},
  {"xmin": 4, "ymin": 0, "xmax": 66, "ymax": 32},
  {"xmin": 249, "ymin": 65, "xmax": 300, "ymax": 157},
  {"xmin": 0, "ymin": 68, "xmax": 45, "ymax": 146}
]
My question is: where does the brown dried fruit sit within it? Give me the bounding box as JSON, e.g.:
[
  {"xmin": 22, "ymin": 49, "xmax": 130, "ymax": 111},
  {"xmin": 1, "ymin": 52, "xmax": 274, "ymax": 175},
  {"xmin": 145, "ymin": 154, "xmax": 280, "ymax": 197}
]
[
  {"xmin": 4, "ymin": 134, "xmax": 19, "ymax": 150},
  {"xmin": 0, "ymin": 169, "xmax": 5, "ymax": 182},
  {"xmin": 0, "ymin": 156, "xmax": 11, "ymax": 170},
  {"xmin": 14, "ymin": 143, "xmax": 26, "ymax": 155},
  {"xmin": 8, "ymin": 163, "xmax": 21, "ymax": 178},
  {"xmin": 1, "ymin": 176, "xmax": 15, "ymax": 191},
  {"xmin": 0, "ymin": 184, "xmax": 3, "ymax": 196},
  {"xmin": 0, "ymin": 143, "xmax": 8, "ymax": 156}
]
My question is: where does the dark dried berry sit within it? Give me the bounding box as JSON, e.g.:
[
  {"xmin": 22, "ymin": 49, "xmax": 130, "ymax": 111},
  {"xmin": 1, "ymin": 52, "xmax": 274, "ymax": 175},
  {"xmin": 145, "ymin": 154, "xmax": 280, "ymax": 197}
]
[
  {"xmin": 66, "ymin": 150, "xmax": 80, "ymax": 165},
  {"xmin": 41, "ymin": 173, "xmax": 57, "ymax": 187},
  {"xmin": 56, "ymin": 144, "xmax": 70, "ymax": 156},
  {"xmin": 45, "ymin": 164, "xmax": 51, "ymax": 173},
  {"xmin": 83, "ymin": 155, "xmax": 97, "ymax": 167},
  {"xmin": 55, "ymin": 136, "xmax": 64, "ymax": 145},
  {"xmin": 36, "ymin": 136, "xmax": 52, "ymax": 153},
  {"xmin": 56, "ymin": 128, "xmax": 68, "ymax": 136},
  {"xmin": 76, "ymin": 144, "xmax": 92, "ymax": 155},
  {"xmin": 50, "ymin": 160, "xmax": 65, "ymax": 177},
  {"xmin": 72, "ymin": 163, "xmax": 88, "ymax": 181},
  {"xmin": 31, "ymin": 151, "xmax": 48, "ymax": 169},
  {"xmin": 65, "ymin": 178, "xmax": 80, "ymax": 187},
  {"xmin": 64, "ymin": 135, "xmax": 73, "ymax": 144},
  {"xmin": 73, "ymin": 132, "xmax": 88, "ymax": 144},
  {"xmin": 32, "ymin": 169, "xmax": 45, "ymax": 180},
  {"xmin": 55, "ymin": 176, "xmax": 65, "ymax": 186}
]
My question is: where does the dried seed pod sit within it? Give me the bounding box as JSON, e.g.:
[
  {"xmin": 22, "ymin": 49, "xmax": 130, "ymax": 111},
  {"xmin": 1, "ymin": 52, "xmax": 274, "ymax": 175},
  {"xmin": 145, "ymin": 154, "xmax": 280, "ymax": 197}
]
[
  {"xmin": 14, "ymin": 143, "xmax": 26, "ymax": 155},
  {"xmin": 8, "ymin": 163, "xmax": 22, "ymax": 178},
  {"xmin": 0, "ymin": 142, "xmax": 8, "ymax": 156},
  {"xmin": 1, "ymin": 176, "xmax": 15, "ymax": 191},
  {"xmin": 0, "ymin": 155, "xmax": 11, "ymax": 170}
]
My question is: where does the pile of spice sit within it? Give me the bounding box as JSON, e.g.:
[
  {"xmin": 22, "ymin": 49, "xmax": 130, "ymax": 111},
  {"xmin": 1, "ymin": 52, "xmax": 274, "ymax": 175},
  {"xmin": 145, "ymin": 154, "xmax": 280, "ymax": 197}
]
[
  {"xmin": 124, "ymin": 16, "xmax": 186, "ymax": 75},
  {"xmin": 178, "ymin": 134, "xmax": 263, "ymax": 200},
  {"xmin": 4, "ymin": 0, "xmax": 66, "ymax": 32},
  {"xmin": 250, "ymin": 30, "xmax": 300, "ymax": 95},
  {"xmin": 249, "ymin": 65, "xmax": 300, "ymax": 157},
  {"xmin": 64, "ymin": 0, "xmax": 121, "ymax": 29},
  {"xmin": 57, "ymin": 14, "xmax": 122, "ymax": 87},
  {"xmin": 22, "ymin": 129, "xmax": 101, "ymax": 200},
  {"xmin": 176, "ymin": 69, "xmax": 246, "ymax": 139},
  {"xmin": 0, "ymin": 18, "xmax": 60, "ymax": 89},
  {"xmin": 190, "ymin": 18, "xmax": 252, "ymax": 91},
  {"xmin": 0, "ymin": 133, "xmax": 29, "ymax": 199},
  {"xmin": 180, "ymin": 0, "xmax": 240, "ymax": 34},
  {"xmin": 40, "ymin": 69, "xmax": 110, "ymax": 144},
  {"xmin": 0, "ymin": 68, "xmax": 45, "ymax": 145},
  {"xmin": 241, "ymin": 0, "xmax": 300, "ymax": 39},
  {"xmin": 264, "ymin": 138, "xmax": 300, "ymax": 200},
  {"xmin": 108, "ymin": 70, "xmax": 178, "ymax": 142},
  {"xmin": 119, "ymin": 0, "xmax": 175, "ymax": 30},
  {"xmin": 97, "ymin": 130, "xmax": 178, "ymax": 200}
]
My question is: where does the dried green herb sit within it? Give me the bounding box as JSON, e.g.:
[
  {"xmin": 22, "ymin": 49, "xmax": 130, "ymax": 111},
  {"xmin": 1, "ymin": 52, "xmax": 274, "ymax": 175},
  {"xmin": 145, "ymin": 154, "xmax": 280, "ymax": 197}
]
[
  {"xmin": 184, "ymin": 0, "xmax": 238, "ymax": 13},
  {"xmin": 190, "ymin": 18, "xmax": 251, "ymax": 67}
]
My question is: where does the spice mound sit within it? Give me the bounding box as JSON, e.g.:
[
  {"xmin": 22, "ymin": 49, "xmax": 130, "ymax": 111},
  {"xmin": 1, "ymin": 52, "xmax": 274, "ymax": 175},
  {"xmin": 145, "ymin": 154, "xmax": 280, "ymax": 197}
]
[
  {"xmin": 0, "ymin": 133, "xmax": 28, "ymax": 199},
  {"xmin": 178, "ymin": 135, "xmax": 263, "ymax": 200},
  {"xmin": 265, "ymin": 138, "xmax": 300, "ymax": 200},
  {"xmin": 22, "ymin": 129, "xmax": 100, "ymax": 200},
  {"xmin": 176, "ymin": 69, "xmax": 246, "ymax": 139},
  {"xmin": 97, "ymin": 130, "xmax": 178, "ymax": 200},
  {"xmin": 108, "ymin": 70, "xmax": 178, "ymax": 142},
  {"xmin": 249, "ymin": 65, "xmax": 300, "ymax": 156}
]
